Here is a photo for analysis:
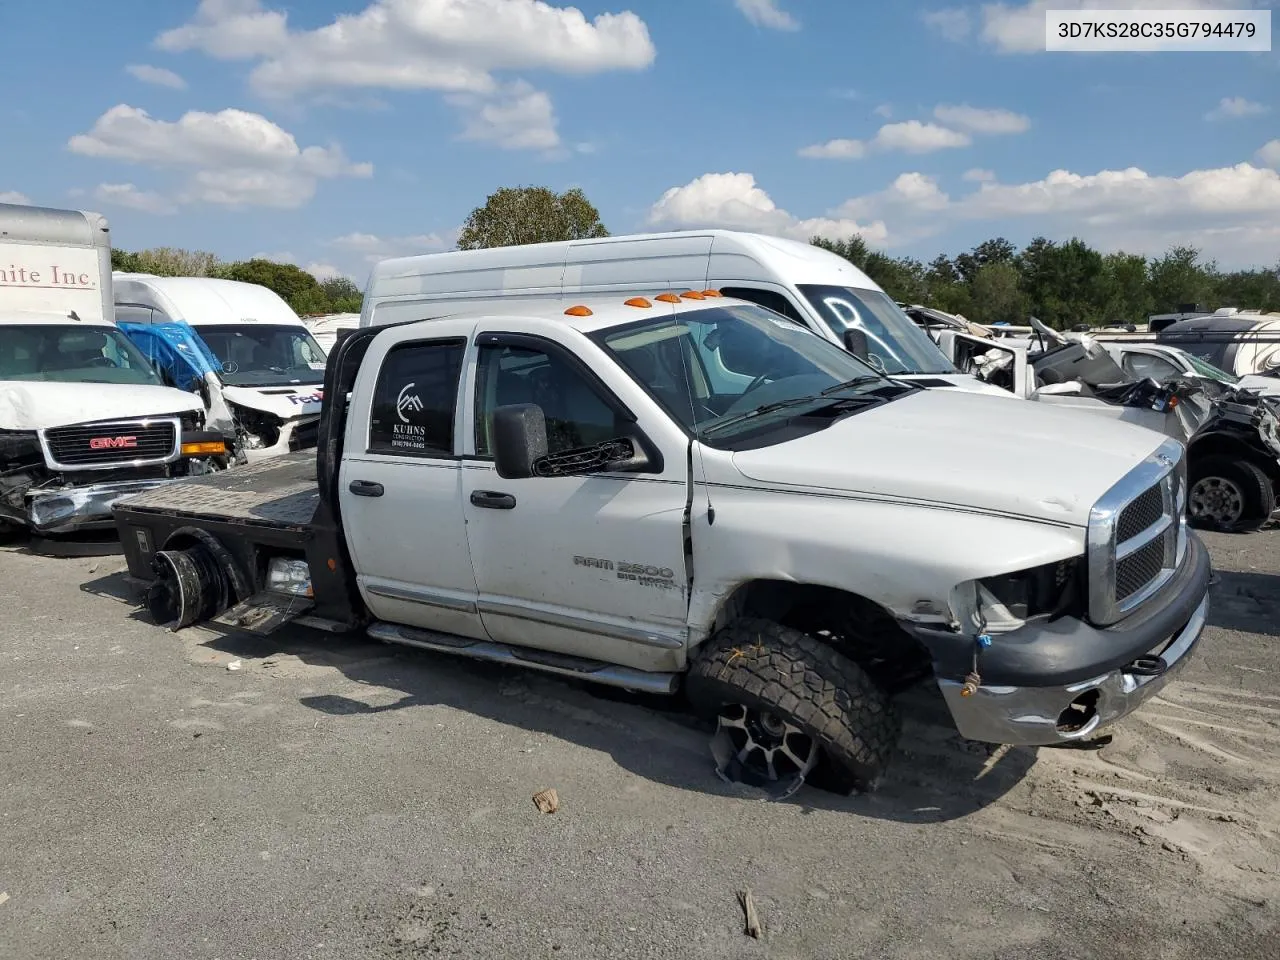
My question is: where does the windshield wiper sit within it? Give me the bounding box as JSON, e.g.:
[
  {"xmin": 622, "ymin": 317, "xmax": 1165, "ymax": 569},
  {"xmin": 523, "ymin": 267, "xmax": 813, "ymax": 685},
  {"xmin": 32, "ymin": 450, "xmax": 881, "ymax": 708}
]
[
  {"xmin": 820, "ymin": 375, "xmax": 887, "ymax": 396},
  {"xmin": 701, "ymin": 392, "xmax": 883, "ymax": 438}
]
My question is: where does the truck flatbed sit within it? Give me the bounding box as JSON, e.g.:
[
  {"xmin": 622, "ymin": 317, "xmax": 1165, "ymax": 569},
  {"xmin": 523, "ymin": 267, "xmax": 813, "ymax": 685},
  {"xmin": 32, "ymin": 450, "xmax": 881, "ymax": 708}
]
[{"xmin": 117, "ymin": 451, "xmax": 320, "ymax": 531}]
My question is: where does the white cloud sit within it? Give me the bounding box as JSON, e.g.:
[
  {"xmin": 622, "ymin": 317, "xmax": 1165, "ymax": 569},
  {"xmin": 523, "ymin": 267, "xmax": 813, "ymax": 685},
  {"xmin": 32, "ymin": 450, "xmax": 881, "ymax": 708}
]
[
  {"xmin": 305, "ymin": 262, "xmax": 348, "ymax": 282},
  {"xmin": 798, "ymin": 138, "xmax": 867, "ymax": 160},
  {"xmin": 647, "ymin": 172, "xmax": 887, "ymax": 245},
  {"xmin": 125, "ymin": 64, "xmax": 188, "ymax": 90},
  {"xmin": 932, "ymin": 1, "xmax": 1240, "ymax": 53},
  {"xmin": 933, "ymin": 104, "xmax": 1030, "ymax": 134},
  {"xmin": 1255, "ymin": 140, "xmax": 1280, "ymax": 167},
  {"xmin": 0, "ymin": 191, "xmax": 30, "ymax": 205},
  {"xmin": 329, "ymin": 230, "xmax": 456, "ymax": 262},
  {"xmin": 734, "ymin": 0, "xmax": 799, "ymax": 31},
  {"xmin": 157, "ymin": 0, "xmax": 655, "ymax": 96},
  {"xmin": 67, "ymin": 104, "xmax": 370, "ymax": 209},
  {"xmin": 92, "ymin": 183, "xmax": 177, "ymax": 214},
  {"xmin": 1205, "ymin": 96, "xmax": 1269, "ymax": 121},
  {"xmin": 963, "ymin": 168, "xmax": 997, "ymax": 182},
  {"xmin": 873, "ymin": 103, "xmax": 894, "ymax": 119},
  {"xmin": 449, "ymin": 80, "xmax": 559, "ymax": 151},
  {"xmin": 874, "ymin": 121, "xmax": 971, "ymax": 153},
  {"xmin": 800, "ymin": 120, "xmax": 973, "ymax": 160},
  {"xmin": 921, "ymin": 8, "xmax": 972, "ymax": 42}
]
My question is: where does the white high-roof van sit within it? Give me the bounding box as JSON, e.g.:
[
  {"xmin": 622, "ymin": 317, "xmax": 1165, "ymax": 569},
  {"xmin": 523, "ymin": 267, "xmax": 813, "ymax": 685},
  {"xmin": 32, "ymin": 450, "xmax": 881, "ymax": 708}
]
[{"xmin": 359, "ymin": 230, "xmax": 1008, "ymax": 395}]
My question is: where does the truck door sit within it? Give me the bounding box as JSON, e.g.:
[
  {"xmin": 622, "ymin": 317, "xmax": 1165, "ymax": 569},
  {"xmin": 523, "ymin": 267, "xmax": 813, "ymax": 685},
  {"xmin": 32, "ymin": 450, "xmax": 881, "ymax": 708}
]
[
  {"xmin": 460, "ymin": 330, "xmax": 690, "ymax": 672},
  {"xmin": 338, "ymin": 328, "xmax": 484, "ymax": 639}
]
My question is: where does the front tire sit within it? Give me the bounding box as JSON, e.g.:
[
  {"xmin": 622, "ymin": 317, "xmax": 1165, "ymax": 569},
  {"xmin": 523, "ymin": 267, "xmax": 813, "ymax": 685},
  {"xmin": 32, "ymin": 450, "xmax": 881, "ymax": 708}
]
[
  {"xmin": 1188, "ymin": 456, "xmax": 1275, "ymax": 532},
  {"xmin": 686, "ymin": 618, "xmax": 901, "ymax": 794}
]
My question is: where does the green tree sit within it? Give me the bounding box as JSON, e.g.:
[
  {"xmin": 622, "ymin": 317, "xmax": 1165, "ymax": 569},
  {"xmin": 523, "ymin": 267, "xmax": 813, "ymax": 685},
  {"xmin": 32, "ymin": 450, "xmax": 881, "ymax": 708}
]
[
  {"xmin": 457, "ymin": 186, "xmax": 608, "ymax": 250},
  {"xmin": 111, "ymin": 248, "xmax": 142, "ymax": 272},
  {"xmin": 1214, "ymin": 264, "xmax": 1280, "ymax": 314},
  {"xmin": 811, "ymin": 235, "xmax": 870, "ymax": 270},
  {"xmin": 969, "ymin": 262, "xmax": 1027, "ymax": 324},
  {"xmin": 1099, "ymin": 252, "xmax": 1153, "ymax": 323},
  {"xmin": 318, "ymin": 276, "xmax": 363, "ymax": 314},
  {"xmin": 1016, "ymin": 237, "xmax": 1104, "ymax": 329},
  {"xmin": 955, "ymin": 237, "xmax": 1016, "ymax": 284},
  {"xmin": 1147, "ymin": 246, "xmax": 1216, "ymax": 312},
  {"xmin": 129, "ymin": 246, "xmax": 224, "ymax": 277}
]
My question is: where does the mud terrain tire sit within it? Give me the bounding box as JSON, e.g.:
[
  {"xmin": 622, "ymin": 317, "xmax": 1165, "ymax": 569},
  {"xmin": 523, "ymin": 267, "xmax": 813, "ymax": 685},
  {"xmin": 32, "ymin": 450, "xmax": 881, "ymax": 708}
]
[{"xmin": 686, "ymin": 618, "xmax": 901, "ymax": 793}]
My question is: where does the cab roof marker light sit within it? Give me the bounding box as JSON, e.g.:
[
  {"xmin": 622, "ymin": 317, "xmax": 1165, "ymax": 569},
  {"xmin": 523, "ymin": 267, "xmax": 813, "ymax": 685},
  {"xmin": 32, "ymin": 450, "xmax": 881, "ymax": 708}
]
[
  {"xmin": 655, "ymin": 293, "xmax": 681, "ymax": 304},
  {"xmin": 564, "ymin": 305, "xmax": 593, "ymax": 317},
  {"xmin": 624, "ymin": 297, "xmax": 653, "ymax": 308},
  {"xmin": 702, "ymin": 290, "xmax": 723, "ymax": 297},
  {"xmin": 680, "ymin": 291, "xmax": 705, "ymax": 300}
]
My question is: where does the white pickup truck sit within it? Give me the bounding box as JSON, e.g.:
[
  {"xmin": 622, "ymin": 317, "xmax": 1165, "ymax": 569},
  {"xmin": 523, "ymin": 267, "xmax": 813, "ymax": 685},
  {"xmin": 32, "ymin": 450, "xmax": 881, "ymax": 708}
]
[{"xmin": 112, "ymin": 294, "xmax": 1211, "ymax": 793}]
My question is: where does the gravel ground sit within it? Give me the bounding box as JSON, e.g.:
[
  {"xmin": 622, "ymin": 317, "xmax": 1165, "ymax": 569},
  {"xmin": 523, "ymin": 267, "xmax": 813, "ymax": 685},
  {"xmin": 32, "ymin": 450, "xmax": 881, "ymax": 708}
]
[{"xmin": 1, "ymin": 530, "xmax": 1277, "ymax": 959}]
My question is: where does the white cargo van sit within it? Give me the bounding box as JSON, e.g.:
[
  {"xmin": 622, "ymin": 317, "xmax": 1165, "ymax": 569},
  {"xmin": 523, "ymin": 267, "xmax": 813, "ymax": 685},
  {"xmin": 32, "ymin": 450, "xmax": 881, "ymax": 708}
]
[
  {"xmin": 0, "ymin": 202, "xmax": 223, "ymax": 540},
  {"xmin": 113, "ymin": 274, "xmax": 328, "ymax": 459},
  {"xmin": 358, "ymin": 230, "xmax": 1010, "ymax": 396}
]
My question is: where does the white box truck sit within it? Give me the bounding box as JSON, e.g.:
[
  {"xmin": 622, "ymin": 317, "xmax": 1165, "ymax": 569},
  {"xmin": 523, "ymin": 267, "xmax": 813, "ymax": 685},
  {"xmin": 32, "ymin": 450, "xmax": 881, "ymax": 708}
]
[{"xmin": 0, "ymin": 202, "xmax": 227, "ymax": 542}]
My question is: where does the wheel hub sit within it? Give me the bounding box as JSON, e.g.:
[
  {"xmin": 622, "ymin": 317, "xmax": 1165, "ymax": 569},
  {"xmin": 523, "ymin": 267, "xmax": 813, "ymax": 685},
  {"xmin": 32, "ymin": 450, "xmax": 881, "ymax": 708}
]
[
  {"xmin": 714, "ymin": 703, "xmax": 820, "ymax": 788},
  {"xmin": 1189, "ymin": 476, "xmax": 1244, "ymax": 525}
]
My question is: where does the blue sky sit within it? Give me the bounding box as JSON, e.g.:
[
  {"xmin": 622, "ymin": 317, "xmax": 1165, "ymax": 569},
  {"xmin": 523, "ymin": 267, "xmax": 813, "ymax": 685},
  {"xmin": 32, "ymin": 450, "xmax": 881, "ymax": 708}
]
[{"xmin": 1, "ymin": 0, "xmax": 1277, "ymax": 284}]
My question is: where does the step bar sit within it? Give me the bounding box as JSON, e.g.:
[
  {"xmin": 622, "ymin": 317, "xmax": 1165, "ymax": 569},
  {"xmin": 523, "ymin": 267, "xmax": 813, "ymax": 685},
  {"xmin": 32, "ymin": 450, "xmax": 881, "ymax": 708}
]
[{"xmin": 368, "ymin": 622, "xmax": 680, "ymax": 696}]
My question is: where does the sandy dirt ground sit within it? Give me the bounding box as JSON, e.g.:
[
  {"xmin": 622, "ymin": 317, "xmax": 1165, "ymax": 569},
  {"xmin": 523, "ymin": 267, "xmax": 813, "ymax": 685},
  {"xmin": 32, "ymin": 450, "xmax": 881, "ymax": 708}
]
[{"xmin": 1, "ymin": 530, "xmax": 1277, "ymax": 959}]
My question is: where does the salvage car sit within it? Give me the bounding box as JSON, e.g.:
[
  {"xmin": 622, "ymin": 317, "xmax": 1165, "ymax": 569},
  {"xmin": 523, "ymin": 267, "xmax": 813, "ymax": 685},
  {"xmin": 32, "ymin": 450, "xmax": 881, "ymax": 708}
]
[
  {"xmin": 112, "ymin": 294, "xmax": 1209, "ymax": 794},
  {"xmin": 0, "ymin": 202, "xmax": 228, "ymax": 546}
]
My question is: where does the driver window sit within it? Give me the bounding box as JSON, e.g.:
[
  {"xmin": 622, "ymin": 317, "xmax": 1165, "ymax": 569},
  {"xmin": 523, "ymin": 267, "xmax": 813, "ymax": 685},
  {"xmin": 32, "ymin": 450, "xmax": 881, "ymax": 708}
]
[
  {"xmin": 475, "ymin": 344, "xmax": 620, "ymax": 457},
  {"xmin": 1122, "ymin": 352, "xmax": 1179, "ymax": 382}
]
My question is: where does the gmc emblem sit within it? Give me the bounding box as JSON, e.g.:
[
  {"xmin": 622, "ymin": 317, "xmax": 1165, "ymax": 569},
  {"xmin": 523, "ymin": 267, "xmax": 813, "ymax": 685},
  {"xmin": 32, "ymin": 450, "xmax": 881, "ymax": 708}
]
[{"xmin": 89, "ymin": 435, "xmax": 139, "ymax": 450}]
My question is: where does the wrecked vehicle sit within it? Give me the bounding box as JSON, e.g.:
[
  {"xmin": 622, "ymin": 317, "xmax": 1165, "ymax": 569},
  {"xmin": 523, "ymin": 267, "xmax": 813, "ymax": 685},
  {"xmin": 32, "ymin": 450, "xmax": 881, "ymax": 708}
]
[
  {"xmin": 943, "ymin": 319, "xmax": 1280, "ymax": 533},
  {"xmin": 114, "ymin": 274, "xmax": 327, "ymax": 460},
  {"xmin": 112, "ymin": 295, "xmax": 1209, "ymax": 795},
  {"xmin": 0, "ymin": 202, "xmax": 228, "ymax": 543}
]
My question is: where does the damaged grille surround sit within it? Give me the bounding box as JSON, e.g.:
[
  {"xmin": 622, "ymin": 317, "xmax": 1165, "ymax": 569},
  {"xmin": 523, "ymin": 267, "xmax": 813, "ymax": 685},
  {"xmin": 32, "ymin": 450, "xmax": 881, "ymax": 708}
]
[{"xmin": 1086, "ymin": 437, "xmax": 1188, "ymax": 626}]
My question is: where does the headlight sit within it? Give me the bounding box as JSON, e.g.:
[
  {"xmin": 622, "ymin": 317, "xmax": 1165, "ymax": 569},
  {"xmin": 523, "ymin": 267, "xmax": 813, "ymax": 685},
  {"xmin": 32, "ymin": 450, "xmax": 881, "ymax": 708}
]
[
  {"xmin": 954, "ymin": 557, "xmax": 1083, "ymax": 634},
  {"xmin": 0, "ymin": 429, "xmax": 42, "ymax": 468},
  {"xmin": 266, "ymin": 557, "xmax": 313, "ymax": 598}
]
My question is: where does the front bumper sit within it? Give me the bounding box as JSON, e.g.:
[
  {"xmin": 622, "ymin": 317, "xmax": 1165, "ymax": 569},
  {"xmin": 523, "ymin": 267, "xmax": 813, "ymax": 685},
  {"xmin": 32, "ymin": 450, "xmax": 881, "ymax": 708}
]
[
  {"xmin": 913, "ymin": 533, "xmax": 1212, "ymax": 746},
  {"xmin": 26, "ymin": 477, "xmax": 188, "ymax": 534}
]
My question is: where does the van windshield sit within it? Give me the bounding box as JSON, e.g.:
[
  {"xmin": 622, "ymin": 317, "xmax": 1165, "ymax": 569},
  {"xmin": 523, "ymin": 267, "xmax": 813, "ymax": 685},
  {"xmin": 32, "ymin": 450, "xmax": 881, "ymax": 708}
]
[
  {"xmin": 0, "ymin": 324, "xmax": 164, "ymax": 386},
  {"xmin": 194, "ymin": 324, "xmax": 327, "ymax": 387},
  {"xmin": 797, "ymin": 284, "xmax": 956, "ymax": 375},
  {"xmin": 597, "ymin": 303, "xmax": 911, "ymax": 447}
]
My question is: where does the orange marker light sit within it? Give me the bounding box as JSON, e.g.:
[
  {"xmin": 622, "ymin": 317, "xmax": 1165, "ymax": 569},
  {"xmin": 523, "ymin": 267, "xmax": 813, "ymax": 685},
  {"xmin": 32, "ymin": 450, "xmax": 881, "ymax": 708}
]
[
  {"xmin": 680, "ymin": 290, "xmax": 705, "ymax": 300},
  {"xmin": 624, "ymin": 297, "xmax": 653, "ymax": 308},
  {"xmin": 702, "ymin": 289, "xmax": 723, "ymax": 297},
  {"xmin": 655, "ymin": 293, "xmax": 681, "ymax": 304},
  {"xmin": 564, "ymin": 305, "xmax": 593, "ymax": 317}
]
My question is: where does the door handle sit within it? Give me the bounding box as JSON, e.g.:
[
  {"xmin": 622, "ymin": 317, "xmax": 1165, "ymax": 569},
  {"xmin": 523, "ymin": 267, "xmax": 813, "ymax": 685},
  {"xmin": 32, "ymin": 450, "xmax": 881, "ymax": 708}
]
[
  {"xmin": 349, "ymin": 479, "xmax": 384, "ymax": 497},
  {"xmin": 470, "ymin": 490, "xmax": 516, "ymax": 510}
]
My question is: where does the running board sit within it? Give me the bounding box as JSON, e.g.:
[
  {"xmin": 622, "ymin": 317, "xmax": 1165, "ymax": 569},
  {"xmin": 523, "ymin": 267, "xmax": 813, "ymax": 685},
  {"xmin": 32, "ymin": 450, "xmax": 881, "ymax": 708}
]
[{"xmin": 367, "ymin": 622, "xmax": 680, "ymax": 696}]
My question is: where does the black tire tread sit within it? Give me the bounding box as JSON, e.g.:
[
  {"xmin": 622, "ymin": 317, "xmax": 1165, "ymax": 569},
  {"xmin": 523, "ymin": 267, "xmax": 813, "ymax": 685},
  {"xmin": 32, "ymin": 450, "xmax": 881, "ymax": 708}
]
[
  {"xmin": 1189, "ymin": 455, "xmax": 1275, "ymax": 532},
  {"xmin": 686, "ymin": 618, "xmax": 901, "ymax": 792}
]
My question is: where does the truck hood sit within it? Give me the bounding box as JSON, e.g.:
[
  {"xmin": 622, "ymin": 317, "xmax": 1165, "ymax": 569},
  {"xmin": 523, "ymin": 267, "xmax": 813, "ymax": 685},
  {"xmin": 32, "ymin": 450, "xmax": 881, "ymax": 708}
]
[
  {"xmin": 222, "ymin": 384, "xmax": 324, "ymax": 422},
  {"xmin": 0, "ymin": 381, "xmax": 204, "ymax": 431},
  {"xmin": 730, "ymin": 388, "xmax": 1164, "ymax": 526},
  {"xmin": 897, "ymin": 372, "xmax": 1016, "ymax": 398}
]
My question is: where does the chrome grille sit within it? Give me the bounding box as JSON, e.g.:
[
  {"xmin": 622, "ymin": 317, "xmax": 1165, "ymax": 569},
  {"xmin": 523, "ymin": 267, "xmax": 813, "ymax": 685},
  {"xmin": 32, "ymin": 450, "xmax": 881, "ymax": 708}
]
[
  {"xmin": 40, "ymin": 418, "xmax": 180, "ymax": 471},
  {"xmin": 1116, "ymin": 486, "xmax": 1163, "ymax": 542},
  {"xmin": 1087, "ymin": 438, "xmax": 1188, "ymax": 625}
]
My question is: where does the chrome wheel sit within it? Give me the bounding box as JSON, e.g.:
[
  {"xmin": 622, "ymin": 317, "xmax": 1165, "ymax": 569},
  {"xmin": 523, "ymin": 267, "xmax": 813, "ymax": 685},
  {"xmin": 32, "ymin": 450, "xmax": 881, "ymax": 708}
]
[
  {"xmin": 1189, "ymin": 476, "xmax": 1245, "ymax": 526},
  {"xmin": 716, "ymin": 703, "xmax": 820, "ymax": 783}
]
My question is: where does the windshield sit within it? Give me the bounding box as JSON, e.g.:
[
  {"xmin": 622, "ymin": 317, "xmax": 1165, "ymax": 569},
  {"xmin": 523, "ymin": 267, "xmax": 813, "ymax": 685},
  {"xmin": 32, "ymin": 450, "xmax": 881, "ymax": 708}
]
[
  {"xmin": 1183, "ymin": 351, "xmax": 1239, "ymax": 384},
  {"xmin": 0, "ymin": 324, "xmax": 164, "ymax": 386},
  {"xmin": 797, "ymin": 284, "xmax": 955, "ymax": 375},
  {"xmin": 597, "ymin": 303, "xmax": 907, "ymax": 446},
  {"xmin": 194, "ymin": 324, "xmax": 327, "ymax": 387}
]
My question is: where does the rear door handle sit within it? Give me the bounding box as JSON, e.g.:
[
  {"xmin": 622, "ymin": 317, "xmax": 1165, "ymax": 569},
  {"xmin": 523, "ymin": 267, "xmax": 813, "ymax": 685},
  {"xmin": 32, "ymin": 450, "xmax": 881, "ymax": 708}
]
[
  {"xmin": 470, "ymin": 490, "xmax": 516, "ymax": 510},
  {"xmin": 349, "ymin": 479, "xmax": 384, "ymax": 497}
]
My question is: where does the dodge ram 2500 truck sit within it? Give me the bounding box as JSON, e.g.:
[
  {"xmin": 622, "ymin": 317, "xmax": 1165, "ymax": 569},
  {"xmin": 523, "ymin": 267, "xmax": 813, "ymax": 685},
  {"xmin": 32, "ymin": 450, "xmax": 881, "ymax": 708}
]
[{"xmin": 112, "ymin": 293, "xmax": 1211, "ymax": 793}]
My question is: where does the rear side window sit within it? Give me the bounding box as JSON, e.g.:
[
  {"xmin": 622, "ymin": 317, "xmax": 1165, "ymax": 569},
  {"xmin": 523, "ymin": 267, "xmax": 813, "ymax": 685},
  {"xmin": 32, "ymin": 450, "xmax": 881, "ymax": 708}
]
[
  {"xmin": 369, "ymin": 338, "xmax": 465, "ymax": 457},
  {"xmin": 719, "ymin": 287, "xmax": 806, "ymax": 325}
]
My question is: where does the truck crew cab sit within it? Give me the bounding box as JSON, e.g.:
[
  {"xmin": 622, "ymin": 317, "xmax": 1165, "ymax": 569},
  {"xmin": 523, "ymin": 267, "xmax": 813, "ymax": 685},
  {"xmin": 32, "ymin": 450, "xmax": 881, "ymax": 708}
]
[{"xmin": 113, "ymin": 293, "xmax": 1211, "ymax": 793}]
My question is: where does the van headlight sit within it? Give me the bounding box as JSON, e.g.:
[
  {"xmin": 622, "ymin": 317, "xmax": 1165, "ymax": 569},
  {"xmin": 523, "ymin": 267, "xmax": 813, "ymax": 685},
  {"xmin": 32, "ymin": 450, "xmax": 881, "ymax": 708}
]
[
  {"xmin": 953, "ymin": 558, "xmax": 1083, "ymax": 633},
  {"xmin": 266, "ymin": 557, "xmax": 313, "ymax": 598}
]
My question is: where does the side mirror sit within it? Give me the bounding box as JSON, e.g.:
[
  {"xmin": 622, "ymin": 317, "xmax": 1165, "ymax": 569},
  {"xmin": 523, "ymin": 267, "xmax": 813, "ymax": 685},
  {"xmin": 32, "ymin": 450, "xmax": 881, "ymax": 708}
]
[
  {"xmin": 843, "ymin": 327, "xmax": 870, "ymax": 360},
  {"xmin": 493, "ymin": 403, "xmax": 549, "ymax": 480}
]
